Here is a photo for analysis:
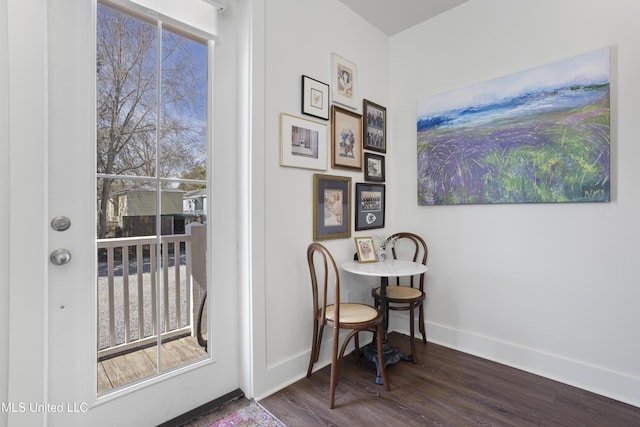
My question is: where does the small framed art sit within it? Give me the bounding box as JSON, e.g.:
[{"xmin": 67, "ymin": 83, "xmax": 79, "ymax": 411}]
[
  {"xmin": 363, "ymin": 99, "xmax": 386, "ymax": 153},
  {"xmin": 301, "ymin": 75, "xmax": 329, "ymax": 120},
  {"xmin": 354, "ymin": 236, "xmax": 377, "ymax": 263},
  {"xmin": 280, "ymin": 113, "xmax": 328, "ymax": 170},
  {"xmin": 331, "ymin": 53, "xmax": 358, "ymax": 109},
  {"xmin": 355, "ymin": 182, "xmax": 385, "ymax": 231},
  {"xmin": 364, "ymin": 152, "xmax": 385, "ymax": 183},
  {"xmin": 331, "ymin": 105, "xmax": 362, "ymax": 171},
  {"xmin": 313, "ymin": 174, "xmax": 351, "ymax": 241}
]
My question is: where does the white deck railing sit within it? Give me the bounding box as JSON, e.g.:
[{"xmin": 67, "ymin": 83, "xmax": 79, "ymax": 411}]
[{"xmin": 96, "ymin": 233, "xmax": 203, "ymax": 359}]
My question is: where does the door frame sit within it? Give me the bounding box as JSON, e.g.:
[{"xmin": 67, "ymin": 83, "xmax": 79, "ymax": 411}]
[{"xmin": 6, "ymin": 1, "xmax": 49, "ymax": 425}]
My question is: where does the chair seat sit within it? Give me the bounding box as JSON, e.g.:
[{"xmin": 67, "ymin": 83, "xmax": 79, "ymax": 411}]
[
  {"xmin": 325, "ymin": 303, "xmax": 380, "ymax": 324},
  {"xmin": 373, "ymin": 286, "xmax": 424, "ymax": 300}
]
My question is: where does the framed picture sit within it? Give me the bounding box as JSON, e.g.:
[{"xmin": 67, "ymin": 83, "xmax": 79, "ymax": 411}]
[
  {"xmin": 301, "ymin": 75, "xmax": 329, "ymax": 120},
  {"xmin": 363, "ymin": 99, "xmax": 386, "ymax": 153},
  {"xmin": 331, "ymin": 105, "xmax": 363, "ymax": 171},
  {"xmin": 364, "ymin": 152, "xmax": 385, "ymax": 182},
  {"xmin": 331, "ymin": 53, "xmax": 358, "ymax": 109},
  {"xmin": 355, "ymin": 182, "xmax": 385, "ymax": 231},
  {"xmin": 354, "ymin": 236, "xmax": 378, "ymax": 263},
  {"xmin": 313, "ymin": 174, "xmax": 351, "ymax": 241},
  {"xmin": 280, "ymin": 113, "xmax": 328, "ymax": 170}
]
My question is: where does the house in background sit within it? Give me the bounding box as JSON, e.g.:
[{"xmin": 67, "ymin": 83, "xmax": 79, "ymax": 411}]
[
  {"xmin": 183, "ymin": 189, "xmax": 207, "ymax": 218},
  {"xmin": 102, "ymin": 187, "xmax": 188, "ymax": 236}
]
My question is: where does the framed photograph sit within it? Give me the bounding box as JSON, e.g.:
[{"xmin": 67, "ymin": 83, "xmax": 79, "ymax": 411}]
[
  {"xmin": 331, "ymin": 53, "xmax": 358, "ymax": 109},
  {"xmin": 364, "ymin": 152, "xmax": 385, "ymax": 182},
  {"xmin": 313, "ymin": 174, "xmax": 351, "ymax": 241},
  {"xmin": 301, "ymin": 75, "xmax": 330, "ymax": 120},
  {"xmin": 280, "ymin": 113, "xmax": 328, "ymax": 170},
  {"xmin": 363, "ymin": 99, "xmax": 386, "ymax": 153},
  {"xmin": 331, "ymin": 105, "xmax": 363, "ymax": 171},
  {"xmin": 354, "ymin": 236, "xmax": 378, "ymax": 263},
  {"xmin": 355, "ymin": 182, "xmax": 385, "ymax": 231}
]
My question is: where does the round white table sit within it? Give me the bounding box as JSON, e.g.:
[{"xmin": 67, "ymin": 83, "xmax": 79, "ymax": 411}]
[{"xmin": 341, "ymin": 259, "xmax": 428, "ymax": 383}]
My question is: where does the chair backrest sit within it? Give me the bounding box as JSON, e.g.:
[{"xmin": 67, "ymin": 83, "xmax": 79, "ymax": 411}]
[
  {"xmin": 307, "ymin": 242, "xmax": 340, "ymax": 321},
  {"xmin": 386, "ymin": 232, "xmax": 428, "ymax": 289}
]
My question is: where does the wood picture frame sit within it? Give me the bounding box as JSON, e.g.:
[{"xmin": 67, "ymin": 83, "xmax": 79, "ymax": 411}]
[
  {"xmin": 331, "ymin": 53, "xmax": 358, "ymax": 109},
  {"xmin": 363, "ymin": 99, "xmax": 386, "ymax": 153},
  {"xmin": 301, "ymin": 75, "xmax": 329, "ymax": 120},
  {"xmin": 364, "ymin": 152, "xmax": 385, "ymax": 182},
  {"xmin": 313, "ymin": 174, "xmax": 351, "ymax": 241},
  {"xmin": 331, "ymin": 105, "xmax": 362, "ymax": 171},
  {"xmin": 355, "ymin": 182, "xmax": 385, "ymax": 231},
  {"xmin": 354, "ymin": 236, "xmax": 378, "ymax": 263},
  {"xmin": 280, "ymin": 113, "xmax": 328, "ymax": 170}
]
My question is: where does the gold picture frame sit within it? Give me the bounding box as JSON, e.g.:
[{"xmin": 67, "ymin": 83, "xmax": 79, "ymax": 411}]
[
  {"xmin": 354, "ymin": 236, "xmax": 377, "ymax": 263},
  {"xmin": 313, "ymin": 174, "xmax": 351, "ymax": 241},
  {"xmin": 331, "ymin": 105, "xmax": 362, "ymax": 171}
]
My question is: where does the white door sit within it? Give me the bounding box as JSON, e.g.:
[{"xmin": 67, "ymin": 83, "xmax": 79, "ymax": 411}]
[{"xmin": 21, "ymin": 1, "xmax": 240, "ymax": 426}]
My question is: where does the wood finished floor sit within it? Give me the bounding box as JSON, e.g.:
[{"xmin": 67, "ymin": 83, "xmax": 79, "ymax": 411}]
[{"xmin": 259, "ymin": 332, "xmax": 640, "ymax": 426}]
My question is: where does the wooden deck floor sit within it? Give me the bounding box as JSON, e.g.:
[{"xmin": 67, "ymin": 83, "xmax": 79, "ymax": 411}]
[{"xmin": 97, "ymin": 335, "xmax": 208, "ymax": 394}]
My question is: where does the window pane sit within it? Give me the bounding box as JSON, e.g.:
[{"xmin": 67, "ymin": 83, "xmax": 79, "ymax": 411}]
[
  {"xmin": 159, "ymin": 30, "xmax": 208, "ymax": 181},
  {"xmin": 96, "ymin": 3, "xmax": 209, "ymax": 394},
  {"xmin": 96, "ymin": 4, "xmax": 158, "ymax": 179}
]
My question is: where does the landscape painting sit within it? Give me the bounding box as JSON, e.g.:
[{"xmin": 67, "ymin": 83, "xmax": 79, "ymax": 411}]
[{"xmin": 416, "ymin": 48, "xmax": 610, "ymax": 205}]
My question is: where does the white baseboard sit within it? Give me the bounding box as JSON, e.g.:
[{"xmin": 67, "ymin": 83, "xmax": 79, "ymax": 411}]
[{"xmin": 390, "ymin": 314, "xmax": 640, "ymax": 409}]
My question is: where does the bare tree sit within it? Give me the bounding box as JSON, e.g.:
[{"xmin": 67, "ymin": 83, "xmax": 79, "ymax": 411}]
[{"xmin": 96, "ymin": 4, "xmax": 207, "ymax": 238}]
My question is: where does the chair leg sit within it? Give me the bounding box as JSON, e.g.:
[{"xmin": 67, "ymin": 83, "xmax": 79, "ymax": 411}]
[
  {"xmin": 418, "ymin": 304, "xmax": 427, "ymax": 344},
  {"xmin": 307, "ymin": 322, "xmax": 323, "ymax": 378},
  {"xmin": 375, "ymin": 323, "xmax": 390, "ymax": 391},
  {"xmin": 329, "ymin": 327, "xmax": 340, "ymax": 409},
  {"xmin": 353, "ymin": 332, "xmax": 361, "ymax": 365},
  {"xmin": 409, "ymin": 305, "xmax": 418, "ymax": 364}
]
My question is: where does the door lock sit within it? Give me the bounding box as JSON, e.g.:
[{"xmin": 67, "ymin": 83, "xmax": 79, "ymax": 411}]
[{"xmin": 51, "ymin": 216, "xmax": 71, "ymax": 232}]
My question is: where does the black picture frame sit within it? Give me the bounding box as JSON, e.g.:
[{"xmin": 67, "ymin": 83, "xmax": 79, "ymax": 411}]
[
  {"xmin": 313, "ymin": 174, "xmax": 351, "ymax": 240},
  {"xmin": 363, "ymin": 99, "xmax": 386, "ymax": 153},
  {"xmin": 364, "ymin": 152, "xmax": 385, "ymax": 182},
  {"xmin": 301, "ymin": 75, "xmax": 330, "ymax": 120},
  {"xmin": 355, "ymin": 182, "xmax": 385, "ymax": 231}
]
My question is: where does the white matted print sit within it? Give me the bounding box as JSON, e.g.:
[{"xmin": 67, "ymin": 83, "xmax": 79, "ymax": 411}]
[
  {"xmin": 301, "ymin": 75, "xmax": 329, "ymax": 120},
  {"xmin": 331, "ymin": 53, "xmax": 358, "ymax": 109},
  {"xmin": 280, "ymin": 113, "xmax": 328, "ymax": 170}
]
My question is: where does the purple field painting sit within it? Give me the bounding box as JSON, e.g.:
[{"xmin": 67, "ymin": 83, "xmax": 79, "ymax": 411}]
[{"xmin": 417, "ymin": 48, "xmax": 610, "ymax": 205}]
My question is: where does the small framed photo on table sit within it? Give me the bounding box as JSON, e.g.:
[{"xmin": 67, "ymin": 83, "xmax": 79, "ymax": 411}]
[
  {"xmin": 355, "ymin": 183, "xmax": 385, "ymax": 231},
  {"xmin": 354, "ymin": 236, "xmax": 377, "ymax": 263},
  {"xmin": 301, "ymin": 75, "xmax": 329, "ymax": 120},
  {"xmin": 313, "ymin": 174, "xmax": 351, "ymax": 241},
  {"xmin": 363, "ymin": 99, "xmax": 386, "ymax": 153}
]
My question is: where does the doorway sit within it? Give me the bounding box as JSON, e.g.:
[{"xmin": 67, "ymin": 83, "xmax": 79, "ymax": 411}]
[{"xmin": 6, "ymin": 0, "xmax": 243, "ymax": 425}]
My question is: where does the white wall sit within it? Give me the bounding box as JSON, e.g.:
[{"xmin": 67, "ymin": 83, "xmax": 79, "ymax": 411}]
[
  {"xmin": 389, "ymin": 0, "xmax": 640, "ymax": 407},
  {"xmin": 251, "ymin": 0, "xmax": 640, "ymax": 408},
  {"xmin": 250, "ymin": 0, "xmax": 391, "ymax": 398}
]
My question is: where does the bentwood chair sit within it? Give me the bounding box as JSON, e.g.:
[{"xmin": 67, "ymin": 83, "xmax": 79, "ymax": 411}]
[
  {"xmin": 372, "ymin": 232, "xmax": 428, "ymax": 363},
  {"xmin": 306, "ymin": 243, "xmax": 390, "ymax": 408}
]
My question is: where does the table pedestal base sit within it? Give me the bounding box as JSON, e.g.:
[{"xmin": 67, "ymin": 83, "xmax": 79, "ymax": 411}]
[{"xmin": 357, "ymin": 343, "xmax": 412, "ymax": 385}]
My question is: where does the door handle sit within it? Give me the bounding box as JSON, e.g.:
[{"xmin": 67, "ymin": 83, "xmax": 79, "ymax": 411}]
[{"xmin": 50, "ymin": 248, "xmax": 72, "ymax": 265}]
